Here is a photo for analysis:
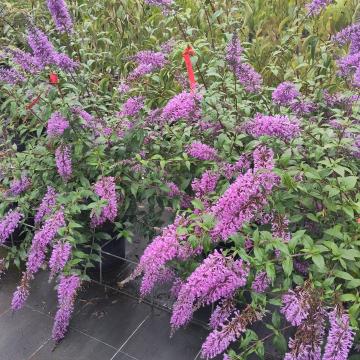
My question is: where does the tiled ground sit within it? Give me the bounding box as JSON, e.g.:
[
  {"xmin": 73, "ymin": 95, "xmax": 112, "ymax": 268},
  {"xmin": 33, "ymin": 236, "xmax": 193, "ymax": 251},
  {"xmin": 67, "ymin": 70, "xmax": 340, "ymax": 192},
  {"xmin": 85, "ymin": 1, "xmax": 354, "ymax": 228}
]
[{"xmin": 0, "ymin": 267, "xmax": 216, "ymax": 360}]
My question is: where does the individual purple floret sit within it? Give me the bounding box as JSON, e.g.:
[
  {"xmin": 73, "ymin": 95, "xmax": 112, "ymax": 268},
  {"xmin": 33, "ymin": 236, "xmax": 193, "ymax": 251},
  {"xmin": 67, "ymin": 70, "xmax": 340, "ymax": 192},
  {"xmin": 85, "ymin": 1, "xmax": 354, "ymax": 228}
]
[
  {"xmin": 47, "ymin": 112, "xmax": 70, "ymax": 138},
  {"xmin": 171, "ymin": 250, "xmax": 249, "ymax": 330},
  {"xmin": 117, "ymin": 96, "xmax": 144, "ymax": 117},
  {"xmin": 52, "ymin": 274, "xmax": 81, "ymax": 342},
  {"xmin": 55, "ymin": 145, "xmax": 72, "ymax": 181},
  {"xmin": 90, "ymin": 176, "xmax": 118, "ymax": 227},
  {"xmin": 251, "ymin": 271, "xmax": 271, "ymax": 293},
  {"xmin": 47, "ymin": 0, "xmax": 73, "ymax": 33},
  {"xmin": 49, "ymin": 242, "xmax": 72, "ymax": 279},
  {"xmin": 306, "ymin": 0, "xmax": 333, "ymax": 16},
  {"xmin": 322, "ymin": 308, "xmax": 355, "ymax": 360},
  {"xmin": 6, "ymin": 176, "xmax": 31, "ymax": 197},
  {"xmin": 245, "ymin": 114, "xmax": 300, "ymax": 141},
  {"xmin": 186, "ymin": 142, "xmax": 218, "ymax": 161},
  {"xmin": 272, "ymin": 82, "xmax": 300, "ymax": 106},
  {"xmin": 0, "ymin": 67, "xmax": 25, "ymax": 84},
  {"xmin": 34, "ymin": 186, "xmax": 57, "ymax": 224},
  {"xmin": 0, "ymin": 210, "xmax": 23, "ymax": 244}
]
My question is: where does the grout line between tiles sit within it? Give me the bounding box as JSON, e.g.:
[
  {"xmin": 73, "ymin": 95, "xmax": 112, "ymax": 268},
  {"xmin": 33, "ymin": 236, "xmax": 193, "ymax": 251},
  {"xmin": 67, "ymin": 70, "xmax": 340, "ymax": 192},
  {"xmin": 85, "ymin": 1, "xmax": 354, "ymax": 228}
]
[
  {"xmin": 0, "ymin": 307, "xmax": 10, "ymax": 318},
  {"xmin": 194, "ymin": 349, "xmax": 201, "ymax": 360},
  {"xmin": 109, "ymin": 314, "xmax": 150, "ymax": 360},
  {"xmin": 24, "ymin": 304, "xmax": 118, "ymax": 350},
  {"xmin": 28, "ymin": 337, "xmax": 51, "ymax": 359}
]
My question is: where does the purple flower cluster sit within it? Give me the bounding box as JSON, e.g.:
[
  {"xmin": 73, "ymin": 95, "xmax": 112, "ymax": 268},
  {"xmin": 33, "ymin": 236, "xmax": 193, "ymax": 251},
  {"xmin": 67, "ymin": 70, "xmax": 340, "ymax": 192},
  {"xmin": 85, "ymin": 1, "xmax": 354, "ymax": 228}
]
[
  {"xmin": 245, "ymin": 114, "xmax": 300, "ymax": 141},
  {"xmin": 161, "ymin": 92, "xmax": 202, "ymax": 123},
  {"xmin": 280, "ymin": 288, "xmax": 311, "ymax": 326},
  {"xmin": 52, "ymin": 275, "xmax": 81, "ymax": 342},
  {"xmin": 49, "ymin": 242, "xmax": 72, "ymax": 279},
  {"xmin": 128, "ymin": 50, "xmax": 167, "ymax": 80},
  {"xmin": 251, "ymin": 271, "xmax": 270, "ymax": 293},
  {"xmin": 333, "ymin": 22, "xmax": 360, "ymax": 86},
  {"xmin": 0, "ymin": 210, "xmax": 23, "ymax": 244},
  {"xmin": 129, "ymin": 217, "xmax": 199, "ymax": 297},
  {"xmin": 34, "ymin": 186, "xmax": 57, "ymax": 224},
  {"xmin": 323, "ymin": 308, "xmax": 355, "ymax": 360},
  {"xmin": 117, "ymin": 96, "xmax": 144, "ymax": 118},
  {"xmin": 90, "ymin": 177, "xmax": 118, "ymax": 228},
  {"xmin": 210, "ymin": 161, "xmax": 279, "ymax": 241},
  {"xmin": 272, "ymin": 82, "xmax": 300, "ymax": 106},
  {"xmin": 284, "ymin": 307, "xmax": 325, "ymax": 360},
  {"xmin": 0, "ymin": 67, "xmax": 25, "ymax": 84},
  {"xmin": 47, "ymin": 0, "xmax": 73, "ymax": 33},
  {"xmin": 27, "ymin": 27, "xmax": 77, "ymax": 72},
  {"xmin": 171, "ymin": 250, "xmax": 249, "ymax": 330},
  {"xmin": 6, "ymin": 176, "xmax": 31, "ymax": 196},
  {"xmin": 166, "ymin": 182, "xmax": 182, "ymax": 197},
  {"xmin": 225, "ymin": 33, "xmax": 243, "ymax": 70},
  {"xmin": 11, "ymin": 273, "xmax": 30, "ymax": 311},
  {"xmin": 306, "ymin": 0, "xmax": 333, "ymax": 16},
  {"xmin": 6, "ymin": 48, "xmax": 42, "ymax": 74},
  {"xmin": 290, "ymin": 100, "xmax": 317, "ymax": 115},
  {"xmin": 225, "ymin": 34, "xmax": 262, "ymax": 93},
  {"xmin": 209, "ymin": 298, "xmax": 236, "ymax": 329},
  {"xmin": 55, "ymin": 145, "xmax": 72, "ymax": 181},
  {"xmin": 144, "ymin": 0, "xmax": 172, "ymax": 7},
  {"xmin": 26, "ymin": 210, "xmax": 66, "ymax": 276},
  {"xmin": 186, "ymin": 142, "xmax": 218, "ymax": 161},
  {"xmin": 191, "ymin": 171, "xmax": 219, "ymax": 198},
  {"xmin": 201, "ymin": 306, "xmax": 262, "ymax": 359},
  {"xmin": 47, "ymin": 112, "xmax": 70, "ymax": 138}
]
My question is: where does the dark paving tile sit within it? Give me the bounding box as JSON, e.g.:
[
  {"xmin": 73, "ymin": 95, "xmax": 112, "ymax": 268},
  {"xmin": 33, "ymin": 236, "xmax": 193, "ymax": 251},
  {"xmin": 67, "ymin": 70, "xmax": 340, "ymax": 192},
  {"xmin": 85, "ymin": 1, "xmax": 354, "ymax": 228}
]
[
  {"xmin": 111, "ymin": 351, "xmax": 140, "ymax": 360},
  {"xmin": 26, "ymin": 270, "xmax": 58, "ymax": 316},
  {"xmin": 70, "ymin": 282, "xmax": 151, "ymax": 348},
  {"xmin": 0, "ymin": 306, "xmax": 52, "ymax": 360},
  {"xmin": 121, "ymin": 309, "xmax": 209, "ymax": 360},
  {"xmin": 0, "ymin": 267, "xmax": 21, "ymax": 315},
  {"xmin": 29, "ymin": 328, "xmax": 115, "ymax": 360}
]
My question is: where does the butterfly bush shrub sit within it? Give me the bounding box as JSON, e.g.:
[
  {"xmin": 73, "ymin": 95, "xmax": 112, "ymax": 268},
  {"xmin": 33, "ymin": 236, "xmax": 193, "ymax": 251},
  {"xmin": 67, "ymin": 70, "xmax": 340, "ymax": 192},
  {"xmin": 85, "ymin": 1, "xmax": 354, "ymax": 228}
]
[{"xmin": 0, "ymin": 0, "xmax": 360, "ymax": 357}]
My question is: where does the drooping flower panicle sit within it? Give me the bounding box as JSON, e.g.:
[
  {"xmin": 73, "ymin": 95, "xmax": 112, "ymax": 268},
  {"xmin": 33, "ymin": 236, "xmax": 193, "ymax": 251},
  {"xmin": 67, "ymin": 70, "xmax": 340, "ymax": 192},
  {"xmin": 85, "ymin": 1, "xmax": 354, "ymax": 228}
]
[
  {"xmin": 52, "ymin": 274, "xmax": 81, "ymax": 342},
  {"xmin": 47, "ymin": 0, "xmax": 73, "ymax": 33},
  {"xmin": 90, "ymin": 176, "xmax": 118, "ymax": 227},
  {"xmin": 34, "ymin": 186, "xmax": 57, "ymax": 224},
  {"xmin": 0, "ymin": 210, "xmax": 23, "ymax": 244},
  {"xmin": 49, "ymin": 241, "xmax": 72, "ymax": 279},
  {"xmin": 55, "ymin": 145, "xmax": 72, "ymax": 181},
  {"xmin": 47, "ymin": 112, "xmax": 70, "ymax": 138},
  {"xmin": 186, "ymin": 142, "xmax": 218, "ymax": 161},
  {"xmin": 171, "ymin": 250, "xmax": 249, "ymax": 330}
]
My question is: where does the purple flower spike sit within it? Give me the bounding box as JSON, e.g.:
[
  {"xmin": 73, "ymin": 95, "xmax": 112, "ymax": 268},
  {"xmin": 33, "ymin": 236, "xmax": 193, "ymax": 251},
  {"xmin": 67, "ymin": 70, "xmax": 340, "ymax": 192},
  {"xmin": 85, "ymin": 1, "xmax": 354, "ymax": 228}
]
[
  {"xmin": 47, "ymin": 0, "xmax": 73, "ymax": 33},
  {"xmin": 47, "ymin": 112, "xmax": 70, "ymax": 138},
  {"xmin": 0, "ymin": 210, "xmax": 23, "ymax": 244}
]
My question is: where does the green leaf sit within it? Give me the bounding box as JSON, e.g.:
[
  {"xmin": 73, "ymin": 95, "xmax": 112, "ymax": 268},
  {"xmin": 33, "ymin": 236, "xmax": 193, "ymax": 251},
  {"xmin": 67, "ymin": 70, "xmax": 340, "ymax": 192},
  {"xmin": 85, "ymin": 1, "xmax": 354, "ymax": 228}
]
[
  {"xmin": 334, "ymin": 270, "xmax": 354, "ymax": 281},
  {"xmin": 273, "ymin": 334, "xmax": 287, "ymax": 354},
  {"xmin": 312, "ymin": 254, "xmax": 325, "ymax": 270}
]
